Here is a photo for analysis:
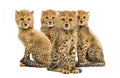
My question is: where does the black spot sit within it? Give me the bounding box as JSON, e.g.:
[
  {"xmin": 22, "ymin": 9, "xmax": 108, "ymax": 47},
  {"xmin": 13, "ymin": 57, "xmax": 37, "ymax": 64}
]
[{"xmin": 52, "ymin": 17, "xmax": 55, "ymax": 19}]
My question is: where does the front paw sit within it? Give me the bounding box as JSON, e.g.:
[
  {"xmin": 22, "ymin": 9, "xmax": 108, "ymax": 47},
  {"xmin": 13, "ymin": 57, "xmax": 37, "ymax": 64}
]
[
  {"xmin": 71, "ymin": 68, "xmax": 82, "ymax": 73},
  {"xmin": 62, "ymin": 69, "xmax": 71, "ymax": 74},
  {"xmin": 76, "ymin": 61, "xmax": 86, "ymax": 67}
]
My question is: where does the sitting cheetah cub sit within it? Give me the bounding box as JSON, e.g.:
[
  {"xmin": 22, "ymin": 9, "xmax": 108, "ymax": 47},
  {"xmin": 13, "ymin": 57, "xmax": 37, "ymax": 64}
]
[
  {"xmin": 41, "ymin": 10, "xmax": 58, "ymax": 44},
  {"xmin": 76, "ymin": 10, "xmax": 105, "ymax": 67},
  {"xmin": 48, "ymin": 11, "xmax": 82, "ymax": 74},
  {"xmin": 15, "ymin": 10, "xmax": 52, "ymax": 67}
]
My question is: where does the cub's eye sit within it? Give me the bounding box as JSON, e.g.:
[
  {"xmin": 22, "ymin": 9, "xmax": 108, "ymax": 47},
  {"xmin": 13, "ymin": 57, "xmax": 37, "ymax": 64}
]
[
  {"xmin": 52, "ymin": 17, "xmax": 55, "ymax": 19},
  {"xmin": 69, "ymin": 18, "xmax": 72, "ymax": 21},
  {"xmin": 46, "ymin": 17, "xmax": 48, "ymax": 19},
  {"xmin": 21, "ymin": 18, "xmax": 24, "ymax": 21},
  {"xmin": 62, "ymin": 18, "xmax": 65, "ymax": 21},
  {"xmin": 83, "ymin": 16, "xmax": 86, "ymax": 19},
  {"xmin": 77, "ymin": 16, "xmax": 80, "ymax": 19},
  {"xmin": 28, "ymin": 18, "xmax": 30, "ymax": 21}
]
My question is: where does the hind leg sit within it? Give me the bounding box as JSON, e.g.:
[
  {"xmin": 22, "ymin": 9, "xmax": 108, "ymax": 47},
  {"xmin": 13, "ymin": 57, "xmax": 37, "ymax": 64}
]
[{"xmin": 87, "ymin": 46, "xmax": 105, "ymax": 66}]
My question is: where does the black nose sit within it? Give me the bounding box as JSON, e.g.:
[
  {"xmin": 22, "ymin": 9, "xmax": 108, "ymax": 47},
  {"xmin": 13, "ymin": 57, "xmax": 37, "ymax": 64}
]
[
  {"xmin": 24, "ymin": 24, "xmax": 27, "ymax": 26},
  {"xmin": 80, "ymin": 21, "xmax": 83, "ymax": 23},
  {"xmin": 65, "ymin": 24, "xmax": 68, "ymax": 26},
  {"xmin": 49, "ymin": 22, "xmax": 51, "ymax": 24}
]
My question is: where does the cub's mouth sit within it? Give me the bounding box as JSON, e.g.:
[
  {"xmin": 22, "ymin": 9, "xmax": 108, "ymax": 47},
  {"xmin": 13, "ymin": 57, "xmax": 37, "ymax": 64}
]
[
  {"xmin": 63, "ymin": 24, "xmax": 70, "ymax": 30},
  {"xmin": 78, "ymin": 21, "xmax": 84, "ymax": 26},
  {"xmin": 47, "ymin": 22, "xmax": 54, "ymax": 27},
  {"xmin": 22, "ymin": 23, "xmax": 29, "ymax": 29}
]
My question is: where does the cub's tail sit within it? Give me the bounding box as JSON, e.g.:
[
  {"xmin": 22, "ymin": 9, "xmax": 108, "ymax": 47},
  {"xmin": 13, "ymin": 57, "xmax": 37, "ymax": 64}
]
[
  {"xmin": 85, "ymin": 61, "xmax": 105, "ymax": 67},
  {"xmin": 76, "ymin": 61, "xmax": 105, "ymax": 67}
]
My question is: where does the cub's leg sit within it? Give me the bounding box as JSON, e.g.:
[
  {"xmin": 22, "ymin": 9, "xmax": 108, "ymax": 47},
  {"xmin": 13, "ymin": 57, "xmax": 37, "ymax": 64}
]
[
  {"xmin": 70, "ymin": 42, "xmax": 82, "ymax": 73},
  {"xmin": 87, "ymin": 46, "xmax": 105, "ymax": 66},
  {"xmin": 20, "ymin": 44, "xmax": 31, "ymax": 67},
  {"xmin": 77, "ymin": 41, "xmax": 89, "ymax": 66}
]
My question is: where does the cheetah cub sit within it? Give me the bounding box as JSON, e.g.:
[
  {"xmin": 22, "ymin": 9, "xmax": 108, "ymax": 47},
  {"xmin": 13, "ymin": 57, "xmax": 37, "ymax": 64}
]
[
  {"xmin": 48, "ymin": 11, "xmax": 82, "ymax": 74},
  {"xmin": 15, "ymin": 10, "xmax": 52, "ymax": 67},
  {"xmin": 41, "ymin": 10, "xmax": 58, "ymax": 44},
  {"xmin": 76, "ymin": 10, "xmax": 105, "ymax": 67}
]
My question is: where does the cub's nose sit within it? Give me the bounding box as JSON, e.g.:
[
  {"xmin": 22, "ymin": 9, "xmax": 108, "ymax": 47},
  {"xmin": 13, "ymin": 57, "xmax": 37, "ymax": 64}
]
[
  {"xmin": 49, "ymin": 22, "xmax": 51, "ymax": 24},
  {"xmin": 65, "ymin": 24, "xmax": 69, "ymax": 28},
  {"xmin": 24, "ymin": 23, "xmax": 27, "ymax": 26},
  {"xmin": 65, "ymin": 24, "xmax": 68, "ymax": 26},
  {"xmin": 80, "ymin": 21, "xmax": 83, "ymax": 23}
]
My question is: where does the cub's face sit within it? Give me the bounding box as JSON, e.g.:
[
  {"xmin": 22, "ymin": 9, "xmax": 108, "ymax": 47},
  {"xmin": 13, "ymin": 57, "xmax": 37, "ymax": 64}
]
[
  {"xmin": 15, "ymin": 10, "xmax": 34, "ymax": 30},
  {"xmin": 58, "ymin": 11, "xmax": 77, "ymax": 30},
  {"xmin": 41, "ymin": 10, "xmax": 58, "ymax": 28},
  {"xmin": 77, "ymin": 10, "xmax": 89, "ymax": 26}
]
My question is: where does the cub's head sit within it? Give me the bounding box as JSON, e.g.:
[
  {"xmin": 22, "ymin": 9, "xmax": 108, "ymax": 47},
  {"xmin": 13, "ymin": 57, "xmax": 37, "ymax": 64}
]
[
  {"xmin": 58, "ymin": 11, "xmax": 77, "ymax": 30},
  {"xmin": 41, "ymin": 10, "xmax": 58, "ymax": 28},
  {"xmin": 15, "ymin": 10, "xmax": 34, "ymax": 30},
  {"xmin": 77, "ymin": 10, "xmax": 89, "ymax": 27}
]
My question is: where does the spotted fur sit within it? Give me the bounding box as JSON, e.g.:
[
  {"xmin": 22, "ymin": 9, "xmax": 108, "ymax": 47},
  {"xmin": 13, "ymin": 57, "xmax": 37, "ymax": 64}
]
[
  {"xmin": 76, "ymin": 10, "xmax": 105, "ymax": 67},
  {"xmin": 41, "ymin": 10, "xmax": 58, "ymax": 44},
  {"xmin": 48, "ymin": 11, "xmax": 82, "ymax": 74},
  {"xmin": 15, "ymin": 10, "xmax": 52, "ymax": 67}
]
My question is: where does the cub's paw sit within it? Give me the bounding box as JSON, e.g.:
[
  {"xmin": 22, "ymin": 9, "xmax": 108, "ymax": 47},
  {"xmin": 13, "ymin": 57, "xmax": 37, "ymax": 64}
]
[
  {"xmin": 71, "ymin": 68, "xmax": 82, "ymax": 74},
  {"xmin": 62, "ymin": 69, "xmax": 70, "ymax": 74},
  {"xmin": 76, "ymin": 62, "xmax": 86, "ymax": 67},
  {"xmin": 19, "ymin": 62, "xmax": 26, "ymax": 67},
  {"xmin": 56, "ymin": 68, "xmax": 63, "ymax": 72}
]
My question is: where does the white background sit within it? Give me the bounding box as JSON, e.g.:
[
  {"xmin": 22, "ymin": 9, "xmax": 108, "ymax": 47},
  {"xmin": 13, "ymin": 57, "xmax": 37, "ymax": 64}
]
[{"xmin": 0, "ymin": 0, "xmax": 120, "ymax": 78}]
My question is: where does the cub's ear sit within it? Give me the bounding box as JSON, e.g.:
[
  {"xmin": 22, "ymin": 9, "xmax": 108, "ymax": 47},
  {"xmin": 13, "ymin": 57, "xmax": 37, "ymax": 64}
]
[
  {"xmin": 15, "ymin": 10, "xmax": 19, "ymax": 15},
  {"xmin": 42, "ymin": 11, "xmax": 45, "ymax": 13},
  {"xmin": 87, "ymin": 11, "xmax": 90, "ymax": 15},
  {"xmin": 31, "ymin": 11, "xmax": 34, "ymax": 14},
  {"xmin": 58, "ymin": 11, "xmax": 63, "ymax": 14},
  {"xmin": 72, "ymin": 11, "xmax": 77, "ymax": 15}
]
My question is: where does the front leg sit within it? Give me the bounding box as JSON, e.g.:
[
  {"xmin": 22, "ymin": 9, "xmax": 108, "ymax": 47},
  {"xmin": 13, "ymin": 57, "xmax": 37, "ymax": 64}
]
[
  {"xmin": 70, "ymin": 42, "xmax": 77, "ymax": 67},
  {"xmin": 20, "ymin": 43, "xmax": 32, "ymax": 66},
  {"xmin": 70, "ymin": 41, "xmax": 81, "ymax": 73},
  {"xmin": 77, "ymin": 40, "xmax": 89, "ymax": 66},
  {"xmin": 57, "ymin": 37, "xmax": 67, "ymax": 58},
  {"xmin": 49, "ymin": 32, "xmax": 56, "ymax": 44}
]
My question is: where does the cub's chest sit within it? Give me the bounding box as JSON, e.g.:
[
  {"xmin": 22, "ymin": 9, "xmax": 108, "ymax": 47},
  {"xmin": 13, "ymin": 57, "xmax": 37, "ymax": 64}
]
[
  {"xmin": 78, "ymin": 28, "xmax": 89, "ymax": 38},
  {"xmin": 19, "ymin": 33, "xmax": 32, "ymax": 44},
  {"xmin": 61, "ymin": 32, "xmax": 76, "ymax": 44}
]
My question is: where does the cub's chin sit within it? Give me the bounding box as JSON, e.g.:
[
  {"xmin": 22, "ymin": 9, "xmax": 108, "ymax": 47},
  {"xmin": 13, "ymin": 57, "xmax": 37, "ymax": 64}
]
[
  {"xmin": 23, "ymin": 25, "xmax": 29, "ymax": 29},
  {"xmin": 48, "ymin": 24, "xmax": 54, "ymax": 28}
]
